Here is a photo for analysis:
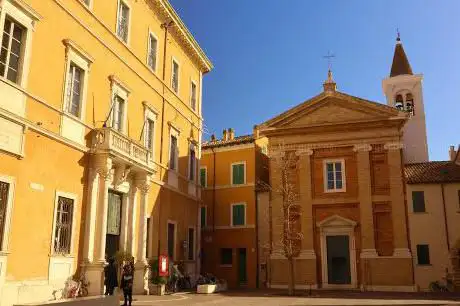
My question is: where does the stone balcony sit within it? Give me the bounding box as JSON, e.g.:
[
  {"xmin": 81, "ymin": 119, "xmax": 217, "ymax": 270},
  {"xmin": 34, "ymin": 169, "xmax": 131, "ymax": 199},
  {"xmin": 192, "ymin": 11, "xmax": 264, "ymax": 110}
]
[{"xmin": 90, "ymin": 127, "xmax": 156, "ymax": 173}]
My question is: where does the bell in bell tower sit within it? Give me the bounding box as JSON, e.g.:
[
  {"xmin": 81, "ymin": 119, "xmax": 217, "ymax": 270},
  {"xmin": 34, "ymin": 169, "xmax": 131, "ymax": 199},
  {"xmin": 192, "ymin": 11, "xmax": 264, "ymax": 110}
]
[{"xmin": 382, "ymin": 33, "xmax": 429, "ymax": 163}]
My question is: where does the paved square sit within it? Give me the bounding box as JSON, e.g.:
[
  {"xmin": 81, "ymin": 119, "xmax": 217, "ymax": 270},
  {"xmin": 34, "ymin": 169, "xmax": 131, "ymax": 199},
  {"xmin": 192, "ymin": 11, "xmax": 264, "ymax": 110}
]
[{"xmin": 128, "ymin": 291, "xmax": 460, "ymax": 306}]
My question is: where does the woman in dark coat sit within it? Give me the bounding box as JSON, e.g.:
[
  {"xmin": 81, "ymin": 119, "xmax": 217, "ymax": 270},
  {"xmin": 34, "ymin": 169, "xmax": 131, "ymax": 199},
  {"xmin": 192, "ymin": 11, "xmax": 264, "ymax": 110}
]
[
  {"xmin": 104, "ymin": 257, "xmax": 118, "ymax": 295},
  {"xmin": 121, "ymin": 262, "xmax": 134, "ymax": 306}
]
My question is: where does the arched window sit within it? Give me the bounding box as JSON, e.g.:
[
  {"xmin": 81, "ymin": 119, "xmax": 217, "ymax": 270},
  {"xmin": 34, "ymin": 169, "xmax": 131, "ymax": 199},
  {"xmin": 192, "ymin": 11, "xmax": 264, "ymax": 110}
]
[
  {"xmin": 405, "ymin": 93, "xmax": 414, "ymax": 115},
  {"xmin": 395, "ymin": 94, "xmax": 404, "ymax": 110}
]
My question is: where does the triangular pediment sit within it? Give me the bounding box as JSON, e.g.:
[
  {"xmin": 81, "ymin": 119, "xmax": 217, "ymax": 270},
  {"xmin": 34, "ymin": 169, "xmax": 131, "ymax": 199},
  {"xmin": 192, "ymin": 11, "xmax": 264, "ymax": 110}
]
[
  {"xmin": 317, "ymin": 214, "xmax": 357, "ymax": 228},
  {"xmin": 260, "ymin": 91, "xmax": 405, "ymax": 129}
]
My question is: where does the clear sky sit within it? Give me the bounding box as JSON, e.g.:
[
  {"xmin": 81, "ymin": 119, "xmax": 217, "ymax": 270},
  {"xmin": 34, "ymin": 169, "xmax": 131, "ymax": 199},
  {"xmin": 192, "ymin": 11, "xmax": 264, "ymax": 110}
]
[{"xmin": 170, "ymin": 0, "xmax": 460, "ymax": 161}]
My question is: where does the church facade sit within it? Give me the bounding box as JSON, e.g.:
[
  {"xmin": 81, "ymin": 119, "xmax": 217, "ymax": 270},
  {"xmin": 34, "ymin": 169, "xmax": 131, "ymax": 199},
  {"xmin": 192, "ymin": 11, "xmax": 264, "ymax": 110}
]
[{"xmin": 254, "ymin": 37, "xmax": 431, "ymax": 291}]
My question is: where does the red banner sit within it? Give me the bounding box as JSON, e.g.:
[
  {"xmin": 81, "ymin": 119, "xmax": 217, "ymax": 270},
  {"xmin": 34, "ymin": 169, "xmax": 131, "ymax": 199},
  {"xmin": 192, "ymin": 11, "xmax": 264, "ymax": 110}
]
[{"xmin": 158, "ymin": 255, "xmax": 169, "ymax": 277}]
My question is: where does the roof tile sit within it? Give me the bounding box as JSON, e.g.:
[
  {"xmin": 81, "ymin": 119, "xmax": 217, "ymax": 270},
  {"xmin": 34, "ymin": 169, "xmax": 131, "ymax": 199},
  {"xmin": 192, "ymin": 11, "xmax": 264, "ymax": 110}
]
[{"xmin": 404, "ymin": 161, "xmax": 460, "ymax": 184}]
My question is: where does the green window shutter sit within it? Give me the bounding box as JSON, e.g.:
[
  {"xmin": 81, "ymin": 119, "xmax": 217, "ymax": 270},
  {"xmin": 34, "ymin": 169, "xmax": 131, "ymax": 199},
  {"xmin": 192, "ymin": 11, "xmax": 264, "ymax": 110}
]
[
  {"xmin": 412, "ymin": 191, "xmax": 425, "ymax": 213},
  {"xmin": 232, "ymin": 164, "xmax": 245, "ymax": 185},
  {"xmin": 200, "ymin": 168, "xmax": 206, "ymax": 187},
  {"xmin": 200, "ymin": 207, "xmax": 206, "ymax": 228},
  {"xmin": 232, "ymin": 204, "xmax": 245, "ymax": 226}
]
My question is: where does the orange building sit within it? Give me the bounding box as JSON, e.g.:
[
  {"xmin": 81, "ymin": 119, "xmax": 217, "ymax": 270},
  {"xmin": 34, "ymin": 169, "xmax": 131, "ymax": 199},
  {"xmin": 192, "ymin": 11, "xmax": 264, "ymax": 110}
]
[{"xmin": 200, "ymin": 129, "xmax": 268, "ymax": 289}]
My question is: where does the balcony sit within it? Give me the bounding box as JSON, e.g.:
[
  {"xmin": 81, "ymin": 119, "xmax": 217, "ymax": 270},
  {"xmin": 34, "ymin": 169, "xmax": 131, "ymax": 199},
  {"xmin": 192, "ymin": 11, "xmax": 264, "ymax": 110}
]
[{"xmin": 91, "ymin": 127, "xmax": 155, "ymax": 173}]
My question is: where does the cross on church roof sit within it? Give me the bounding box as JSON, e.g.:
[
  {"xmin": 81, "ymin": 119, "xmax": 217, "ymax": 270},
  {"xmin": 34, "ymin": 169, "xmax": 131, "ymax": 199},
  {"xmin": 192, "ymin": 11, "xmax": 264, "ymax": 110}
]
[{"xmin": 323, "ymin": 51, "xmax": 335, "ymax": 71}]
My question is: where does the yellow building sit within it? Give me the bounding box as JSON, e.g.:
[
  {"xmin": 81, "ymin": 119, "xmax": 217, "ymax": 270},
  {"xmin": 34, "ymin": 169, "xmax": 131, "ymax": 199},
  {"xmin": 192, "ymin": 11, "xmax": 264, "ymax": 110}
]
[
  {"xmin": 200, "ymin": 129, "xmax": 269, "ymax": 289},
  {"xmin": 0, "ymin": 0, "xmax": 212, "ymax": 304},
  {"xmin": 404, "ymin": 146, "xmax": 460, "ymax": 291}
]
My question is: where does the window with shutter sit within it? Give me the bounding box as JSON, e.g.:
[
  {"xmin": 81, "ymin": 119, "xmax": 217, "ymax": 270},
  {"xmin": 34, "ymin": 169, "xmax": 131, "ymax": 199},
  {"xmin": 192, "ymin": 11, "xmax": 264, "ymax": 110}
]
[
  {"xmin": 412, "ymin": 191, "xmax": 425, "ymax": 213},
  {"xmin": 189, "ymin": 146, "xmax": 196, "ymax": 181},
  {"xmin": 220, "ymin": 248, "xmax": 232, "ymax": 265},
  {"xmin": 66, "ymin": 63, "xmax": 84, "ymax": 117},
  {"xmin": 416, "ymin": 244, "xmax": 430, "ymax": 265},
  {"xmin": 232, "ymin": 163, "xmax": 245, "ymax": 185},
  {"xmin": 190, "ymin": 82, "xmax": 197, "ymax": 111},
  {"xmin": 169, "ymin": 135, "xmax": 177, "ymax": 170},
  {"xmin": 200, "ymin": 168, "xmax": 207, "ymax": 187},
  {"xmin": 232, "ymin": 204, "xmax": 245, "ymax": 226},
  {"xmin": 172, "ymin": 60, "xmax": 179, "ymax": 93},
  {"xmin": 117, "ymin": 1, "xmax": 130, "ymax": 43},
  {"xmin": 148, "ymin": 33, "xmax": 157, "ymax": 71}
]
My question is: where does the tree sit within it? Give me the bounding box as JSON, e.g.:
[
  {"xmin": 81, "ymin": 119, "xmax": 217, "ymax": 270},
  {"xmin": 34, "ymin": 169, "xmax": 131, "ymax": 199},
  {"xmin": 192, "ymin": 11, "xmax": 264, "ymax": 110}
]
[{"xmin": 264, "ymin": 145, "xmax": 303, "ymax": 295}]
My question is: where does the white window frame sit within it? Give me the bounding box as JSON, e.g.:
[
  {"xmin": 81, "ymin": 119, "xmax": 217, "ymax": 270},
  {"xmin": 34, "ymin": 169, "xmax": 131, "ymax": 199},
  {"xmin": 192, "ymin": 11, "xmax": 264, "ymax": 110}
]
[
  {"xmin": 0, "ymin": 174, "xmax": 15, "ymax": 252},
  {"xmin": 200, "ymin": 166, "xmax": 207, "ymax": 188},
  {"xmin": 230, "ymin": 161, "xmax": 246, "ymax": 186},
  {"xmin": 50, "ymin": 191, "xmax": 78, "ymax": 256},
  {"xmin": 0, "ymin": 0, "xmax": 40, "ymax": 88},
  {"xmin": 167, "ymin": 220, "xmax": 177, "ymax": 260},
  {"xmin": 187, "ymin": 226, "xmax": 196, "ymax": 261},
  {"xmin": 62, "ymin": 40, "xmax": 93, "ymax": 120},
  {"xmin": 188, "ymin": 142, "xmax": 197, "ymax": 182},
  {"xmin": 168, "ymin": 125, "xmax": 180, "ymax": 171},
  {"xmin": 171, "ymin": 57, "xmax": 180, "ymax": 94},
  {"xmin": 200, "ymin": 206, "xmax": 207, "ymax": 228},
  {"xmin": 147, "ymin": 30, "xmax": 158, "ymax": 72},
  {"xmin": 190, "ymin": 80, "xmax": 197, "ymax": 112},
  {"xmin": 80, "ymin": 0, "xmax": 92, "ymax": 9},
  {"xmin": 109, "ymin": 76, "xmax": 130, "ymax": 134},
  {"xmin": 116, "ymin": 0, "xmax": 131, "ymax": 44},
  {"xmin": 230, "ymin": 202, "xmax": 247, "ymax": 227},
  {"xmin": 323, "ymin": 159, "xmax": 346, "ymax": 193},
  {"xmin": 143, "ymin": 106, "xmax": 158, "ymax": 160}
]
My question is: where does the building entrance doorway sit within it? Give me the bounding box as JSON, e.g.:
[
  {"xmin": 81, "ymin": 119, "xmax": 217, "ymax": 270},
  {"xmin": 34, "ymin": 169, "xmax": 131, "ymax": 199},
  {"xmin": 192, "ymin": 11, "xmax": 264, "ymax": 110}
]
[
  {"xmin": 238, "ymin": 248, "xmax": 247, "ymax": 286},
  {"xmin": 105, "ymin": 191, "xmax": 123, "ymax": 259},
  {"xmin": 326, "ymin": 235, "xmax": 351, "ymax": 285}
]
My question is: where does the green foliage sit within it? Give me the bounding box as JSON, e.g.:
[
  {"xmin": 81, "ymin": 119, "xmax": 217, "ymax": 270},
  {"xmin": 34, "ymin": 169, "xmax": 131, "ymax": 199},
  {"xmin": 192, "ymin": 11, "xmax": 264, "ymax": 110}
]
[{"xmin": 148, "ymin": 258, "xmax": 167, "ymax": 284}]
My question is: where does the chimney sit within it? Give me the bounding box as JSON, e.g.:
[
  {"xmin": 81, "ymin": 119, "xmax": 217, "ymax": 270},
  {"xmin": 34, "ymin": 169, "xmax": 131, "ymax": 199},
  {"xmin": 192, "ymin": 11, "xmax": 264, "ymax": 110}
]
[
  {"xmin": 449, "ymin": 145, "xmax": 457, "ymax": 161},
  {"xmin": 210, "ymin": 134, "xmax": 216, "ymax": 142},
  {"xmin": 228, "ymin": 128, "xmax": 234, "ymax": 140},
  {"xmin": 253, "ymin": 125, "xmax": 259, "ymax": 139},
  {"xmin": 222, "ymin": 129, "xmax": 228, "ymax": 141}
]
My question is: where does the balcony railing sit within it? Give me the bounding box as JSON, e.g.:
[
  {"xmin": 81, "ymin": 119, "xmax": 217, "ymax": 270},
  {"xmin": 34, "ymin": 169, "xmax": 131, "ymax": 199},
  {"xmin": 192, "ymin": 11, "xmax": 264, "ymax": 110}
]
[{"xmin": 91, "ymin": 127, "xmax": 153, "ymax": 170}]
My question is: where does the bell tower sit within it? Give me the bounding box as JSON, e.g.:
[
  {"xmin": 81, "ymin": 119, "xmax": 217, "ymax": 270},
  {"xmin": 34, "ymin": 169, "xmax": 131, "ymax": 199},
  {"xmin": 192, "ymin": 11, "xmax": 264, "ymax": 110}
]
[{"xmin": 382, "ymin": 34, "xmax": 429, "ymax": 163}]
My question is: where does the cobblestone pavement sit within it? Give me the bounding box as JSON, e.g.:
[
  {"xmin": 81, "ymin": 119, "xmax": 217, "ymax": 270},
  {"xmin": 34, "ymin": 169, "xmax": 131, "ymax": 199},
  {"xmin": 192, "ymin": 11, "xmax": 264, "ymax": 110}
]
[{"xmin": 126, "ymin": 290, "xmax": 460, "ymax": 306}]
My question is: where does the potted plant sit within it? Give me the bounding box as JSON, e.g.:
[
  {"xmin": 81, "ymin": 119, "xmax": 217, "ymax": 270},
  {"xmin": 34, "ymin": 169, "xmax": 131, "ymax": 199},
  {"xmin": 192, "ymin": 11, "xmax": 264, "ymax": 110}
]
[{"xmin": 148, "ymin": 259, "xmax": 167, "ymax": 295}]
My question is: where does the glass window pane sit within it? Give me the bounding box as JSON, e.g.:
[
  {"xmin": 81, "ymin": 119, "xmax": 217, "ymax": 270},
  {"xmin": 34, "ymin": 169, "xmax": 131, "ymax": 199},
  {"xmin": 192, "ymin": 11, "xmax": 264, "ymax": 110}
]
[
  {"xmin": 327, "ymin": 172, "xmax": 334, "ymax": 181},
  {"xmin": 6, "ymin": 68, "xmax": 17, "ymax": 82},
  {"xmin": 335, "ymin": 162, "xmax": 342, "ymax": 172},
  {"xmin": 327, "ymin": 180, "xmax": 334, "ymax": 190},
  {"xmin": 8, "ymin": 53, "xmax": 19, "ymax": 70},
  {"xmin": 2, "ymin": 33, "xmax": 9, "ymax": 49},
  {"xmin": 336, "ymin": 180, "xmax": 343, "ymax": 189},
  {"xmin": 12, "ymin": 25, "xmax": 22, "ymax": 41},
  {"xmin": 0, "ymin": 63, "xmax": 5, "ymax": 77},
  {"xmin": 335, "ymin": 171, "xmax": 342, "ymax": 181},
  {"xmin": 326, "ymin": 163, "xmax": 333, "ymax": 172},
  {"xmin": 4, "ymin": 19, "xmax": 11, "ymax": 32},
  {"xmin": 0, "ymin": 48, "xmax": 7, "ymax": 64}
]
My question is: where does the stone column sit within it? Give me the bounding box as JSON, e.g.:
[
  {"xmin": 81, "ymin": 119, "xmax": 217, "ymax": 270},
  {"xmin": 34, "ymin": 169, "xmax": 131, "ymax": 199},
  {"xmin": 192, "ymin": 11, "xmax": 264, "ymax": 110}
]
[
  {"xmin": 354, "ymin": 144, "xmax": 378, "ymax": 258},
  {"xmin": 385, "ymin": 142, "xmax": 411, "ymax": 257},
  {"xmin": 134, "ymin": 175, "xmax": 151, "ymax": 295},
  {"xmin": 83, "ymin": 167, "xmax": 99, "ymax": 263},
  {"xmin": 85, "ymin": 156, "xmax": 112, "ymax": 296},
  {"xmin": 296, "ymin": 149, "xmax": 315, "ymax": 258},
  {"xmin": 127, "ymin": 184, "xmax": 138, "ymax": 256}
]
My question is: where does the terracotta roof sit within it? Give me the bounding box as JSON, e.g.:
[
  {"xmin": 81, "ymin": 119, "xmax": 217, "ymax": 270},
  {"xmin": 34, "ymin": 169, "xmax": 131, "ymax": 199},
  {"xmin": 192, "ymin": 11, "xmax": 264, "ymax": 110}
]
[
  {"xmin": 404, "ymin": 161, "xmax": 460, "ymax": 184},
  {"xmin": 202, "ymin": 134, "xmax": 254, "ymax": 149},
  {"xmin": 390, "ymin": 41, "xmax": 413, "ymax": 77}
]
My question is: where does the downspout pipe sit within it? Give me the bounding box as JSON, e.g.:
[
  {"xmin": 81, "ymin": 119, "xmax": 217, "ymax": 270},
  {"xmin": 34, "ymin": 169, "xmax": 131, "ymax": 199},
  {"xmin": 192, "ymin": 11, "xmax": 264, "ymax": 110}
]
[
  {"xmin": 441, "ymin": 183, "xmax": 450, "ymax": 251},
  {"xmin": 157, "ymin": 20, "xmax": 174, "ymax": 258},
  {"xmin": 212, "ymin": 147, "xmax": 216, "ymax": 232}
]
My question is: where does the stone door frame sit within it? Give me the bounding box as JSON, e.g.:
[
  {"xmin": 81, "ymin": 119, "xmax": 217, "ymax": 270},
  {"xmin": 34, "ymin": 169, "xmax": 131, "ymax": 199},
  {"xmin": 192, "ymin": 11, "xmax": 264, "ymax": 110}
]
[{"xmin": 318, "ymin": 214, "xmax": 358, "ymax": 289}]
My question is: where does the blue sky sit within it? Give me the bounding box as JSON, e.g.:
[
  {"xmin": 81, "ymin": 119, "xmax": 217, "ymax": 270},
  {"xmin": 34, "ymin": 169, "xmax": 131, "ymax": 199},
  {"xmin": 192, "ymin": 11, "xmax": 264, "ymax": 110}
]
[{"xmin": 170, "ymin": 0, "xmax": 460, "ymax": 161}]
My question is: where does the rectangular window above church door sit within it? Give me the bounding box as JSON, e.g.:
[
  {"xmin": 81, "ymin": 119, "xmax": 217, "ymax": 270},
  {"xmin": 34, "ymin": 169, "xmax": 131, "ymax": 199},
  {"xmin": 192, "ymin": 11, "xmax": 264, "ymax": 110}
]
[{"xmin": 324, "ymin": 159, "xmax": 346, "ymax": 192}]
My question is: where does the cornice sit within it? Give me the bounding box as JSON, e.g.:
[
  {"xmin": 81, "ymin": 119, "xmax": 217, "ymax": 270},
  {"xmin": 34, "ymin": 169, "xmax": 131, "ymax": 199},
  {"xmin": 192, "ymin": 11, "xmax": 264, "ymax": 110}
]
[{"xmin": 148, "ymin": 0, "xmax": 213, "ymax": 73}]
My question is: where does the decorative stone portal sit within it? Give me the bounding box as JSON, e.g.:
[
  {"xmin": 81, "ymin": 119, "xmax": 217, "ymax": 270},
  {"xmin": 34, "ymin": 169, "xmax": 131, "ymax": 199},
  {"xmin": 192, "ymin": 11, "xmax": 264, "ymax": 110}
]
[{"xmin": 317, "ymin": 214, "xmax": 358, "ymax": 289}]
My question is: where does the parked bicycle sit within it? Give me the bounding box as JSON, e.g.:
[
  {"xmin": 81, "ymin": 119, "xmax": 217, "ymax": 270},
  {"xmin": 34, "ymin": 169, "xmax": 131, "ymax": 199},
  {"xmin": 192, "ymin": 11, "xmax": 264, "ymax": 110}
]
[{"xmin": 429, "ymin": 270, "xmax": 454, "ymax": 292}]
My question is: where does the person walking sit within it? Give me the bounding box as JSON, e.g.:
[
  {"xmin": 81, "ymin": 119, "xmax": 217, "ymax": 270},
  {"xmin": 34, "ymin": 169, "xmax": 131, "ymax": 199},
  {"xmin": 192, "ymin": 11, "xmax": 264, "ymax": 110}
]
[
  {"xmin": 104, "ymin": 257, "xmax": 118, "ymax": 296},
  {"xmin": 120, "ymin": 262, "xmax": 134, "ymax": 306}
]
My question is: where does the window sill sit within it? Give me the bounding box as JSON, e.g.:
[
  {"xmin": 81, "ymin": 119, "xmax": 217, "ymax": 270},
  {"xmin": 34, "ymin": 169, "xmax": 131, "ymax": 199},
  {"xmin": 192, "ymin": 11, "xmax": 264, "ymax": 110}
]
[
  {"xmin": 49, "ymin": 254, "xmax": 75, "ymax": 258},
  {"xmin": 231, "ymin": 224, "xmax": 246, "ymax": 228},
  {"xmin": 416, "ymin": 264, "xmax": 432, "ymax": 267},
  {"xmin": 324, "ymin": 189, "xmax": 346, "ymax": 193},
  {"xmin": 412, "ymin": 211, "xmax": 428, "ymax": 214}
]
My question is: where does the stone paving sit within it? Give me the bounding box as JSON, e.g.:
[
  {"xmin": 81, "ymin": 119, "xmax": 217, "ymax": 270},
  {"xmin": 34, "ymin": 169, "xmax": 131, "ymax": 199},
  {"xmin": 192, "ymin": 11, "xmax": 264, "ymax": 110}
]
[{"xmin": 124, "ymin": 290, "xmax": 460, "ymax": 306}]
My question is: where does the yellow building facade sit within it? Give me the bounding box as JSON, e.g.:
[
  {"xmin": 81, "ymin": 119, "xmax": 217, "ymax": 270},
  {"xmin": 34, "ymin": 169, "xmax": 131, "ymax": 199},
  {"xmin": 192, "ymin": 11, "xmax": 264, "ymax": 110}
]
[{"xmin": 0, "ymin": 0, "xmax": 212, "ymax": 304}]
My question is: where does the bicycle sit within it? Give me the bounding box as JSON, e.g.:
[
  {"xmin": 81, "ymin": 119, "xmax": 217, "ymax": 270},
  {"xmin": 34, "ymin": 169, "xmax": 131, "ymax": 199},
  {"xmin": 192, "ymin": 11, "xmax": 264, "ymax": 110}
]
[{"xmin": 429, "ymin": 275, "xmax": 454, "ymax": 292}]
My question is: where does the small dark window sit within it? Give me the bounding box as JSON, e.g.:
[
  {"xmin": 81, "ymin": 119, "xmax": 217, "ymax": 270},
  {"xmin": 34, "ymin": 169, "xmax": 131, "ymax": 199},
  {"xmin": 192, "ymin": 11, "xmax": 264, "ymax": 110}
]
[
  {"xmin": 412, "ymin": 191, "xmax": 425, "ymax": 213},
  {"xmin": 416, "ymin": 244, "xmax": 430, "ymax": 265},
  {"xmin": 220, "ymin": 248, "xmax": 232, "ymax": 265},
  {"xmin": 188, "ymin": 228, "xmax": 194, "ymax": 260}
]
